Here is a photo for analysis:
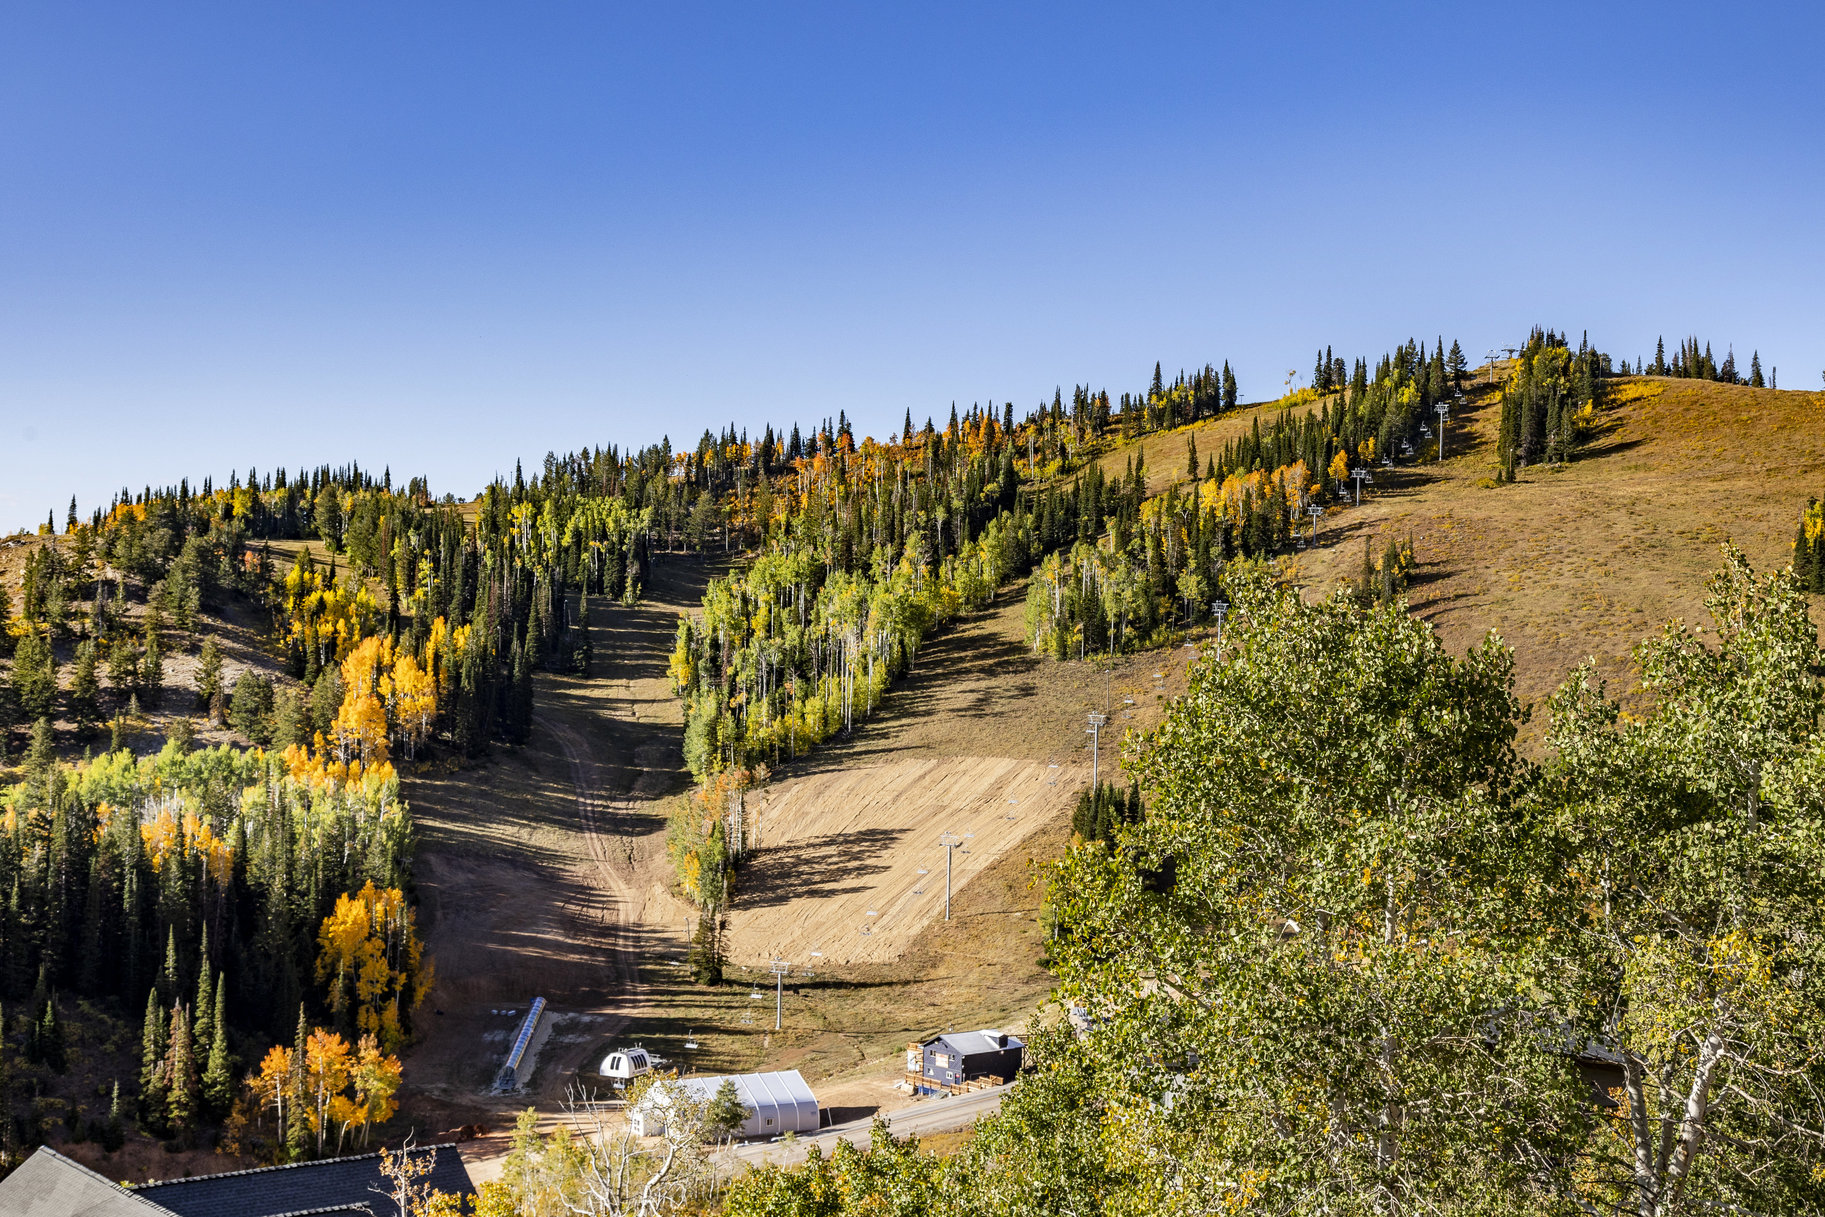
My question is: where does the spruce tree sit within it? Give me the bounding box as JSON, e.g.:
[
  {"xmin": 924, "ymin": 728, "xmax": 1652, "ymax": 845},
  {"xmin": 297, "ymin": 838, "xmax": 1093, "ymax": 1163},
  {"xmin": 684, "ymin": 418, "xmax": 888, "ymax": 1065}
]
[
  {"xmin": 70, "ymin": 641, "xmax": 101, "ymax": 734},
  {"xmin": 571, "ymin": 594, "xmax": 592, "ymax": 676},
  {"xmin": 202, "ymin": 984, "xmax": 233, "ymax": 1119},
  {"xmin": 193, "ymin": 953, "xmax": 214, "ymax": 1053},
  {"xmin": 140, "ymin": 987, "xmax": 169, "ymax": 1127},
  {"xmin": 160, "ymin": 927, "xmax": 179, "ymax": 1005},
  {"xmin": 139, "ymin": 620, "xmax": 164, "ymax": 708},
  {"xmin": 1750, "ymin": 350, "xmax": 1765, "ymax": 388},
  {"xmin": 166, "ymin": 1003, "xmax": 197, "ymax": 1139},
  {"xmin": 38, "ymin": 994, "xmax": 66, "ymax": 1074},
  {"xmin": 286, "ymin": 1008, "xmax": 309, "ymax": 1160},
  {"xmin": 195, "ymin": 636, "xmax": 223, "ymax": 716}
]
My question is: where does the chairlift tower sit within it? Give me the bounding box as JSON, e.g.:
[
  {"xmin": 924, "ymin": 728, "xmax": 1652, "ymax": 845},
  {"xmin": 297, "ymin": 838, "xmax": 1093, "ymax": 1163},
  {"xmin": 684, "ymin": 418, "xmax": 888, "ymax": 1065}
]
[
  {"xmin": 1435, "ymin": 403, "xmax": 1450, "ymax": 461},
  {"xmin": 1307, "ymin": 505, "xmax": 1322, "ymax": 541},
  {"xmin": 1351, "ymin": 468, "xmax": 1370, "ymax": 506},
  {"xmin": 938, "ymin": 833, "xmax": 962, "ymax": 920},
  {"xmin": 769, "ymin": 959, "xmax": 790, "ymax": 1031},
  {"xmin": 1086, "ymin": 712, "xmax": 1107, "ymax": 790},
  {"xmin": 1211, "ymin": 599, "xmax": 1228, "ymax": 648}
]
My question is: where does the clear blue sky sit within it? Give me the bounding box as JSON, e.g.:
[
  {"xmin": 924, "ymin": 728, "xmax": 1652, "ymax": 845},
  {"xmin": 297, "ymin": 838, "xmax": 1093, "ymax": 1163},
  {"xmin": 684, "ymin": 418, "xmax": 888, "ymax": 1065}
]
[{"xmin": 3, "ymin": 2, "xmax": 1821, "ymax": 530}]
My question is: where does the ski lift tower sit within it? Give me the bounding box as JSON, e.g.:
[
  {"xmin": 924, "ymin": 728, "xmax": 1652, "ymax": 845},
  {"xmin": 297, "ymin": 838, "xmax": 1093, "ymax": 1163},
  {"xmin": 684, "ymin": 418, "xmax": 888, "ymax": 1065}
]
[
  {"xmin": 1351, "ymin": 467, "xmax": 1370, "ymax": 506},
  {"xmin": 1435, "ymin": 403, "xmax": 1450, "ymax": 460},
  {"xmin": 769, "ymin": 959, "xmax": 790, "ymax": 1031},
  {"xmin": 1086, "ymin": 712, "xmax": 1107, "ymax": 790},
  {"xmin": 938, "ymin": 833, "xmax": 962, "ymax": 921}
]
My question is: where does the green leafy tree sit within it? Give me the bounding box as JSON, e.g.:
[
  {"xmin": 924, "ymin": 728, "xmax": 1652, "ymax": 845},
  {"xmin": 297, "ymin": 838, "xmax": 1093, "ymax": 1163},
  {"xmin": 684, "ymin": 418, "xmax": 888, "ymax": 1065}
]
[
  {"xmin": 1543, "ymin": 545, "xmax": 1825, "ymax": 1211},
  {"xmin": 1046, "ymin": 570, "xmax": 1562, "ymax": 1213}
]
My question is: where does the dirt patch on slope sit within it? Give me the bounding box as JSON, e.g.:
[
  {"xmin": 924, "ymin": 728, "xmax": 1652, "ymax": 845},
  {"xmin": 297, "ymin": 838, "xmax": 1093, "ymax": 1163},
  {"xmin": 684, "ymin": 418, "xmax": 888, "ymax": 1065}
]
[{"xmin": 727, "ymin": 756, "xmax": 1089, "ymax": 966}]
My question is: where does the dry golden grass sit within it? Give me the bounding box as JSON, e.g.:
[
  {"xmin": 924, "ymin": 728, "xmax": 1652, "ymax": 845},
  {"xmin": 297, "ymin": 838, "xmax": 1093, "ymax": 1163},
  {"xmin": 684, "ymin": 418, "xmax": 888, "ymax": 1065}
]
[{"xmin": 1284, "ymin": 377, "xmax": 1825, "ymax": 729}]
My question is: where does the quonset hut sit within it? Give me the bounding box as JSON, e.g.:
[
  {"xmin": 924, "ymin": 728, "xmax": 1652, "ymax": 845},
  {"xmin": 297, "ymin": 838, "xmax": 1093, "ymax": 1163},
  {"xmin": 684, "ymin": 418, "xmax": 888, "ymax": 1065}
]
[{"xmin": 629, "ymin": 1070, "xmax": 819, "ymax": 1138}]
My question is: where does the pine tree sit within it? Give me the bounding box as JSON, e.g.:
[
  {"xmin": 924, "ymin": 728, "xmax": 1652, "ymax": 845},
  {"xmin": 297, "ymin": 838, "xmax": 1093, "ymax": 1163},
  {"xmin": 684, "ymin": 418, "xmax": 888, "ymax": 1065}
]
[
  {"xmin": 160, "ymin": 928, "xmax": 179, "ymax": 1005},
  {"xmin": 69, "ymin": 641, "xmax": 101, "ymax": 734},
  {"xmin": 38, "ymin": 994, "xmax": 66, "ymax": 1073},
  {"xmin": 1186, "ymin": 434, "xmax": 1199, "ymax": 480},
  {"xmin": 571, "ymin": 593, "xmax": 593, "ymax": 676},
  {"xmin": 1750, "ymin": 350, "xmax": 1765, "ymax": 388},
  {"xmin": 195, "ymin": 636, "xmax": 223, "ymax": 716},
  {"xmin": 139, "ymin": 620, "xmax": 164, "ymax": 708},
  {"xmin": 203, "ymin": 984, "xmax": 233, "ymax": 1119},
  {"xmin": 193, "ymin": 952, "xmax": 214, "ymax": 1053},
  {"xmin": 166, "ymin": 1003, "xmax": 197, "ymax": 1139},
  {"xmin": 286, "ymin": 1008, "xmax": 309, "ymax": 1159},
  {"xmin": 140, "ymin": 987, "xmax": 169, "ymax": 1127}
]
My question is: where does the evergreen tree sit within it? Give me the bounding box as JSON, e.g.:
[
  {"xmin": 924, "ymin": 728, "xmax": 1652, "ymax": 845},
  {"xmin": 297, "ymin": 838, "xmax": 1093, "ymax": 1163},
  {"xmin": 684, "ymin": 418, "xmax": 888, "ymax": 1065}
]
[
  {"xmin": 37, "ymin": 993, "xmax": 66, "ymax": 1073},
  {"xmin": 139, "ymin": 620, "xmax": 164, "ymax": 708},
  {"xmin": 286, "ymin": 1008, "xmax": 309, "ymax": 1159},
  {"xmin": 195, "ymin": 635, "xmax": 223, "ymax": 716},
  {"xmin": 203, "ymin": 983, "xmax": 233, "ymax": 1119},
  {"xmin": 11, "ymin": 631, "xmax": 57, "ymax": 722},
  {"xmin": 1750, "ymin": 350, "xmax": 1765, "ymax": 388},
  {"xmin": 166, "ymin": 1003, "xmax": 197, "ymax": 1139},
  {"xmin": 571, "ymin": 593, "xmax": 593, "ymax": 676},
  {"xmin": 69, "ymin": 640, "xmax": 101, "ymax": 734},
  {"xmin": 139, "ymin": 987, "xmax": 169, "ymax": 1128}
]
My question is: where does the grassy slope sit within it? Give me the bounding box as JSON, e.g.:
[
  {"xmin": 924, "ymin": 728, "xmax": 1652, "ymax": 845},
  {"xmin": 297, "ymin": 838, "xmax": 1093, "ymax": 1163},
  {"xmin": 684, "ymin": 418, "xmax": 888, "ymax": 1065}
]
[{"xmin": 1285, "ymin": 375, "xmax": 1824, "ymax": 719}]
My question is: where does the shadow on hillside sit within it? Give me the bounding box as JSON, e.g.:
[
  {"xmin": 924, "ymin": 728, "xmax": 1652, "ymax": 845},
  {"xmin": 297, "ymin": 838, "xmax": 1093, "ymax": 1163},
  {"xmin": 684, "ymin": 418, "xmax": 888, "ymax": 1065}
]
[{"xmin": 735, "ymin": 827, "xmax": 905, "ymax": 908}]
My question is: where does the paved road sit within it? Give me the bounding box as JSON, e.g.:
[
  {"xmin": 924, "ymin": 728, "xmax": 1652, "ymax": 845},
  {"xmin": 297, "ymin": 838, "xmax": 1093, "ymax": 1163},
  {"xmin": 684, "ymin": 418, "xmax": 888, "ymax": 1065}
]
[{"xmin": 728, "ymin": 1084, "xmax": 1013, "ymax": 1170}]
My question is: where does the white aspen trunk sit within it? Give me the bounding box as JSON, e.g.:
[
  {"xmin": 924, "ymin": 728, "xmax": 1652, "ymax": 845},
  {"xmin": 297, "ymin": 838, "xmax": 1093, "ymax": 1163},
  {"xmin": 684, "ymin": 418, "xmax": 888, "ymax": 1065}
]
[{"xmin": 1655, "ymin": 1030, "xmax": 1725, "ymax": 1215}]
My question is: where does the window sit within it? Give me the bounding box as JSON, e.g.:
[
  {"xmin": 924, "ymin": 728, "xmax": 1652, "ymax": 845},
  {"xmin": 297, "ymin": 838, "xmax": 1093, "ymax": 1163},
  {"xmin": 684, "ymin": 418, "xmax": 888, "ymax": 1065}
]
[
  {"xmin": 765, "ymin": 1117, "xmax": 774, "ymax": 1127},
  {"xmin": 934, "ymin": 1053, "xmax": 950, "ymax": 1068}
]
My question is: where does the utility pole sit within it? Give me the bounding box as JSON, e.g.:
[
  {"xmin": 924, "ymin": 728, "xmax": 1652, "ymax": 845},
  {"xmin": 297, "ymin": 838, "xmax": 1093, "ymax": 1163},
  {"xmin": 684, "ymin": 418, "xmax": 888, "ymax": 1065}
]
[
  {"xmin": 939, "ymin": 833, "xmax": 961, "ymax": 920},
  {"xmin": 1086, "ymin": 712, "xmax": 1106, "ymax": 790},
  {"xmin": 769, "ymin": 959, "xmax": 790, "ymax": 1031}
]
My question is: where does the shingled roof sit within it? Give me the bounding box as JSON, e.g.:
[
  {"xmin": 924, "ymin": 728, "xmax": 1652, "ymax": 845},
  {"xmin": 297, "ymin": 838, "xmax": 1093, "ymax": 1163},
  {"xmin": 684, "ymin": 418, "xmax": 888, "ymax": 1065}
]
[
  {"xmin": 0, "ymin": 1146, "xmax": 178, "ymax": 1216},
  {"xmin": 130, "ymin": 1144, "xmax": 473, "ymax": 1217}
]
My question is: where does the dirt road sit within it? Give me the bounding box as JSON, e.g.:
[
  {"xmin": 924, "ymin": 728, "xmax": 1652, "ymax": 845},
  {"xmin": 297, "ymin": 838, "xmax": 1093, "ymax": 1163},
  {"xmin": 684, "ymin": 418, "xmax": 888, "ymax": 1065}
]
[{"xmin": 399, "ymin": 555, "xmax": 718, "ymax": 1159}]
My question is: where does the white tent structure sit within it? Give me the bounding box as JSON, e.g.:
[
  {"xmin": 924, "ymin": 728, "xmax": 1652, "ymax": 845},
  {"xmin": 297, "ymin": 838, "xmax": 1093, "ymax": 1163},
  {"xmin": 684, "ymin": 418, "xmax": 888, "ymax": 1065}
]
[{"xmin": 629, "ymin": 1070, "xmax": 819, "ymax": 1139}]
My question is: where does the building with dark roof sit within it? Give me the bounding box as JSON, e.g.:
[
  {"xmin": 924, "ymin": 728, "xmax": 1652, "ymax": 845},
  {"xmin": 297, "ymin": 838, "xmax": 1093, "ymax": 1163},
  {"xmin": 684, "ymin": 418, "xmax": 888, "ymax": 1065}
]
[
  {"xmin": 909, "ymin": 1028, "xmax": 1025, "ymax": 1095},
  {"xmin": 0, "ymin": 1143, "xmax": 474, "ymax": 1217},
  {"xmin": 133, "ymin": 1144, "xmax": 473, "ymax": 1217}
]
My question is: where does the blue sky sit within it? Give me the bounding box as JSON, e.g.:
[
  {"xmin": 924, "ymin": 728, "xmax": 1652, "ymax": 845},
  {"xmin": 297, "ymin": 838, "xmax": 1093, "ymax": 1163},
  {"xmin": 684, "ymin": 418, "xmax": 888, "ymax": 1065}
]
[{"xmin": 2, "ymin": 2, "xmax": 1821, "ymax": 529}]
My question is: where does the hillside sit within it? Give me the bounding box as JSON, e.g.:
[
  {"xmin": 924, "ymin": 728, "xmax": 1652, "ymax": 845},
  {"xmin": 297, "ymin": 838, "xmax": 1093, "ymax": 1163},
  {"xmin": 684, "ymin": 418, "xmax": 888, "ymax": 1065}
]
[
  {"xmin": 5, "ymin": 362, "xmax": 1821, "ymax": 1195},
  {"xmin": 1287, "ymin": 374, "xmax": 1823, "ymax": 714}
]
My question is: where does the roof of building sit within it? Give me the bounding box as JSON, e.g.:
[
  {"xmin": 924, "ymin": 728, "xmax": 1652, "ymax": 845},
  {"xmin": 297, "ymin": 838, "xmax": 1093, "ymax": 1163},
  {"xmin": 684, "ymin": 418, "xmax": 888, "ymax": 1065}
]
[
  {"xmin": 0, "ymin": 1147, "xmax": 179, "ymax": 1217},
  {"xmin": 131, "ymin": 1144, "xmax": 473, "ymax": 1217},
  {"xmin": 650, "ymin": 1069, "xmax": 818, "ymax": 1112},
  {"xmin": 929, "ymin": 1029, "xmax": 1025, "ymax": 1057}
]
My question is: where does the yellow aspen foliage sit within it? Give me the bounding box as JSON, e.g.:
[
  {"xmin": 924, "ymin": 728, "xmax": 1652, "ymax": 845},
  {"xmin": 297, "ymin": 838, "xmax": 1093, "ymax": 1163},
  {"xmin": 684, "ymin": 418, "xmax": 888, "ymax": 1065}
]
[
  {"xmin": 386, "ymin": 652, "xmax": 437, "ymax": 759},
  {"xmin": 253, "ymin": 1044, "xmax": 293, "ymax": 1129},
  {"xmin": 349, "ymin": 1034, "xmax": 404, "ymax": 1146},
  {"xmin": 333, "ymin": 636, "xmax": 392, "ymax": 765},
  {"xmin": 315, "ymin": 881, "xmax": 429, "ymax": 1051},
  {"xmin": 304, "ymin": 1028, "xmax": 353, "ymax": 1154}
]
